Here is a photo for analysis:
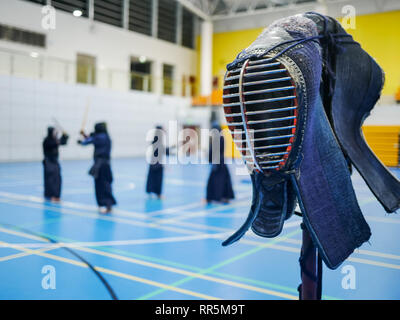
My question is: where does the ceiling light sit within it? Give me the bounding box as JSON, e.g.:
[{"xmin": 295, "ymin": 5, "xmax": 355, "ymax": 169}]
[
  {"xmin": 73, "ymin": 10, "xmax": 82, "ymax": 17},
  {"xmin": 139, "ymin": 56, "xmax": 147, "ymax": 63}
]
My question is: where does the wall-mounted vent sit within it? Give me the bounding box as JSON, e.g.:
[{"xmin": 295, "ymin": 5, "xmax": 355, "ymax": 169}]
[
  {"xmin": 181, "ymin": 7, "xmax": 194, "ymax": 49},
  {"xmin": 23, "ymin": 0, "xmax": 46, "ymax": 4},
  {"xmin": 0, "ymin": 23, "xmax": 46, "ymax": 48},
  {"xmin": 129, "ymin": 0, "xmax": 152, "ymax": 36},
  {"xmin": 52, "ymin": 0, "xmax": 88, "ymax": 17},
  {"xmin": 94, "ymin": 0, "xmax": 123, "ymax": 28},
  {"xmin": 157, "ymin": 0, "xmax": 177, "ymax": 43}
]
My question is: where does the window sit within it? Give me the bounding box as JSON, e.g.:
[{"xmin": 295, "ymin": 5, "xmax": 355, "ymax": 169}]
[
  {"xmin": 163, "ymin": 64, "xmax": 174, "ymax": 95},
  {"xmin": 181, "ymin": 75, "xmax": 196, "ymax": 97},
  {"xmin": 130, "ymin": 57, "xmax": 152, "ymax": 92},
  {"xmin": 189, "ymin": 75, "xmax": 196, "ymax": 97},
  {"xmin": 129, "ymin": 0, "xmax": 152, "ymax": 36},
  {"xmin": 181, "ymin": 8, "xmax": 194, "ymax": 49},
  {"xmin": 76, "ymin": 54, "xmax": 96, "ymax": 85},
  {"xmin": 0, "ymin": 24, "xmax": 46, "ymax": 48},
  {"xmin": 51, "ymin": 0, "xmax": 89, "ymax": 17},
  {"xmin": 157, "ymin": 0, "xmax": 177, "ymax": 43},
  {"xmin": 182, "ymin": 75, "xmax": 187, "ymax": 97},
  {"xmin": 94, "ymin": 0, "xmax": 123, "ymax": 27}
]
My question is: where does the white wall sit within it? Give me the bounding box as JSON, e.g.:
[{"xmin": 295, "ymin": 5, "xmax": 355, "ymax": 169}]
[
  {"xmin": 0, "ymin": 74, "xmax": 209, "ymax": 162},
  {"xmin": 363, "ymin": 103, "xmax": 400, "ymax": 126},
  {"xmin": 0, "ymin": 1, "xmax": 213, "ymax": 162},
  {"xmin": 0, "ymin": 0, "xmax": 197, "ymax": 95}
]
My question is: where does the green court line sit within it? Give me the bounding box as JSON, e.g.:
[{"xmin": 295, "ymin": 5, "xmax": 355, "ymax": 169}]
[
  {"xmin": 136, "ymin": 229, "xmax": 303, "ymax": 300},
  {"xmin": 0, "ymin": 200, "xmax": 340, "ymax": 300},
  {"xmin": 94, "ymin": 246, "xmax": 343, "ymax": 299},
  {"xmin": 18, "ymin": 217, "xmax": 65, "ymax": 229},
  {"xmin": 0, "ymin": 222, "xmax": 325, "ymax": 300}
]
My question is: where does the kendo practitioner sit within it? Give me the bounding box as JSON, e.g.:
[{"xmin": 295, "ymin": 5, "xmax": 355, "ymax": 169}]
[
  {"xmin": 78, "ymin": 122, "xmax": 116, "ymax": 214},
  {"xmin": 206, "ymin": 124, "xmax": 235, "ymax": 204},
  {"xmin": 42, "ymin": 127, "xmax": 69, "ymax": 202},
  {"xmin": 146, "ymin": 125, "xmax": 172, "ymax": 199}
]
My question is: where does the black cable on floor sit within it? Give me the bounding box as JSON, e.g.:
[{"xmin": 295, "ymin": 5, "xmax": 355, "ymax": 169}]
[{"xmin": 0, "ymin": 222, "xmax": 118, "ymax": 300}]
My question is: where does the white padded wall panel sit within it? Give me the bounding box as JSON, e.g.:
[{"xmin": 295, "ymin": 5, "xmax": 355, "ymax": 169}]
[
  {"xmin": 0, "ymin": 74, "xmax": 202, "ymax": 162},
  {"xmin": 0, "ymin": 52, "xmax": 11, "ymax": 76}
]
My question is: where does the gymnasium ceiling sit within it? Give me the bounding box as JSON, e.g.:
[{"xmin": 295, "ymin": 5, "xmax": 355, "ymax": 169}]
[{"xmin": 178, "ymin": 0, "xmax": 320, "ymax": 20}]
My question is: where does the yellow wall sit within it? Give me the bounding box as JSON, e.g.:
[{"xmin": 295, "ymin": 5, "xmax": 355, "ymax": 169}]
[
  {"xmin": 213, "ymin": 28, "xmax": 263, "ymax": 88},
  {"xmin": 346, "ymin": 11, "xmax": 400, "ymax": 96},
  {"xmin": 199, "ymin": 10, "xmax": 400, "ymax": 96},
  {"xmin": 363, "ymin": 126, "xmax": 400, "ymax": 167}
]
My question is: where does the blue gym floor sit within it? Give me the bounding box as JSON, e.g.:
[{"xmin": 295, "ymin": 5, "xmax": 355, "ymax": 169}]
[{"xmin": 0, "ymin": 158, "xmax": 399, "ymax": 300}]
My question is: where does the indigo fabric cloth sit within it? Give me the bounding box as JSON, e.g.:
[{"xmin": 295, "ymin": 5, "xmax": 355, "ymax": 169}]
[
  {"xmin": 222, "ymin": 173, "xmax": 260, "ymax": 246},
  {"xmin": 206, "ymin": 134, "xmax": 235, "ymax": 203},
  {"xmin": 80, "ymin": 127, "xmax": 116, "ymax": 208},
  {"xmin": 146, "ymin": 164, "xmax": 164, "ymax": 196},
  {"xmin": 293, "ymin": 95, "xmax": 370, "ymax": 269},
  {"xmin": 222, "ymin": 13, "xmax": 375, "ymax": 270},
  {"xmin": 145, "ymin": 134, "xmax": 170, "ymax": 196},
  {"xmin": 304, "ymin": 13, "xmax": 400, "ymax": 213},
  {"xmin": 42, "ymin": 127, "xmax": 68, "ymax": 199},
  {"xmin": 81, "ymin": 132, "xmax": 112, "ymax": 160},
  {"xmin": 92, "ymin": 159, "xmax": 116, "ymax": 207},
  {"xmin": 43, "ymin": 158, "xmax": 62, "ymax": 199}
]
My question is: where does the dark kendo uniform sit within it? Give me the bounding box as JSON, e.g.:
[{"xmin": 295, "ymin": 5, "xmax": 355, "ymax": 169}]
[
  {"xmin": 206, "ymin": 127, "xmax": 235, "ymax": 203},
  {"xmin": 42, "ymin": 127, "xmax": 69, "ymax": 200},
  {"xmin": 79, "ymin": 123, "xmax": 116, "ymax": 208},
  {"xmin": 146, "ymin": 127, "xmax": 170, "ymax": 197}
]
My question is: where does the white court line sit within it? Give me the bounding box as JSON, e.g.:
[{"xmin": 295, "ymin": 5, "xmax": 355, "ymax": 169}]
[
  {"xmin": 152, "ymin": 207, "xmax": 301, "ymax": 228},
  {"xmin": 147, "ymin": 193, "xmax": 251, "ymax": 217},
  {"xmin": 0, "ymin": 190, "xmax": 252, "ymax": 222},
  {"xmin": 0, "ymin": 240, "xmax": 220, "ymax": 300},
  {"xmin": 0, "ymin": 198, "xmax": 206, "ymax": 236},
  {"xmin": 0, "ymin": 227, "xmax": 298, "ymax": 300},
  {"xmin": 347, "ymin": 257, "xmax": 400, "ymax": 270},
  {"xmin": 0, "ymin": 191, "xmax": 214, "ymax": 222},
  {"xmin": 0, "ymin": 231, "xmax": 231, "ymax": 249},
  {"xmin": 1, "ymin": 193, "xmax": 400, "ymax": 268},
  {"xmin": 0, "ymin": 192, "xmax": 387, "ymax": 244},
  {"xmin": 366, "ymin": 216, "xmax": 400, "ymax": 224},
  {"xmin": 0, "ymin": 246, "xmax": 56, "ymax": 262},
  {"xmin": 61, "ymin": 186, "xmax": 135, "ymax": 195},
  {"xmin": 152, "ymin": 200, "xmax": 251, "ymax": 225},
  {"xmin": 0, "ymin": 191, "xmax": 146, "ymax": 219}
]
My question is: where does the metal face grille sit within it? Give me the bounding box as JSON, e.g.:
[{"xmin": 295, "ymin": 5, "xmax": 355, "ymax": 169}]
[{"xmin": 223, "ymin": 57, "xmax": 298, "ymax": 173}]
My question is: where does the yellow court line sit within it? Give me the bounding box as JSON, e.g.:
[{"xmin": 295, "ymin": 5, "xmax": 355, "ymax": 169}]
[
  {"xmin": 0, "ymin": 227, "xmax": 297, "ymax": 300},
  {"xmin": 1, "ymin": 199, "xmax": 400, "ymax": 270},
  {"xmin": 0, "ymin": 228, "xmax": 56, "ymax": 262},
  {"xmin": 356, "ymin": 249, "xmax": 400, "ymax": 261},
  {"xmin": 0, "ymin": 248, "xmax": 55, "ymax": 263},
  {"xmin": 347, "ymin": 257, "xmax": 400, "ymax": 270},
  {"xmin": 0, "ymin": 240, "xmax": 219, "ymax": 300},
  {"xmin": 76, "ymin": 247, "xmax": 298, "ymax": 300},
  {"xmin": 0, "ymin": 198, "xmax": 203, "ymax": 236}
]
